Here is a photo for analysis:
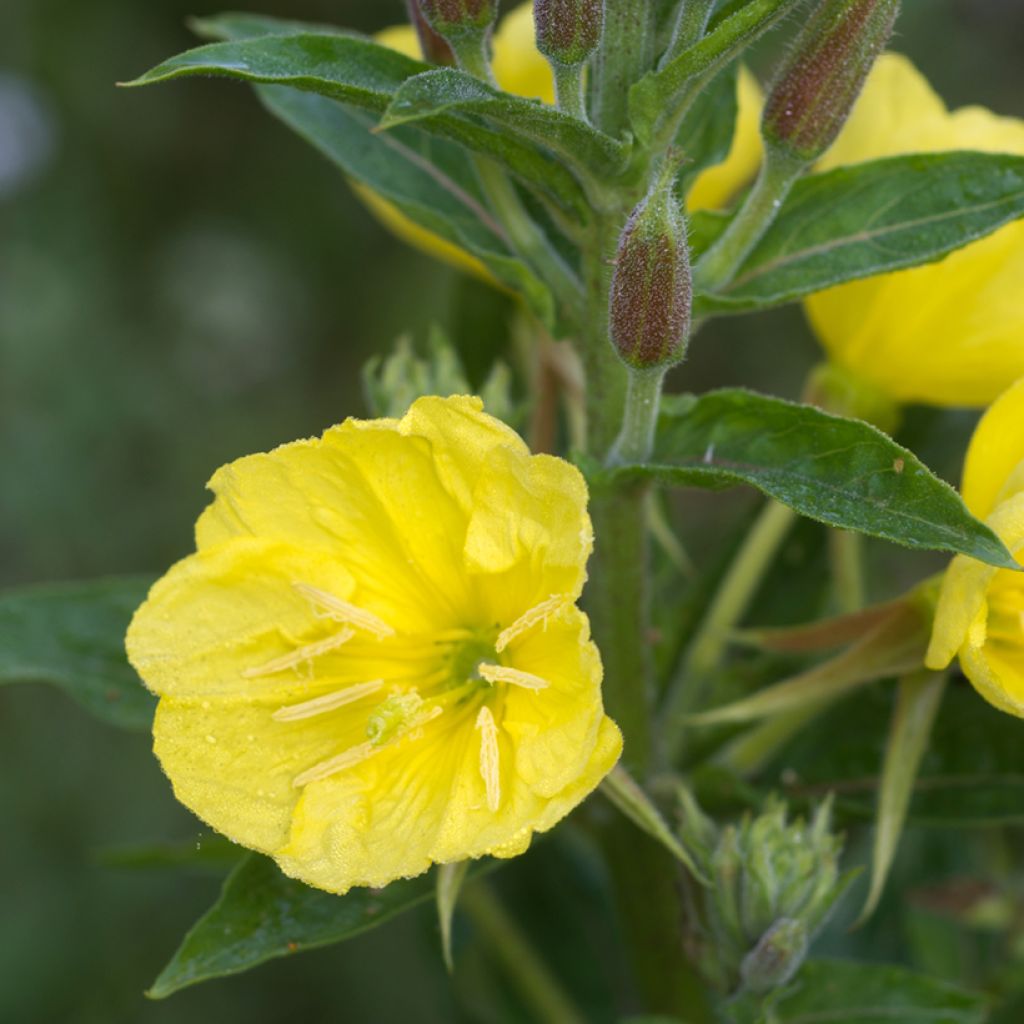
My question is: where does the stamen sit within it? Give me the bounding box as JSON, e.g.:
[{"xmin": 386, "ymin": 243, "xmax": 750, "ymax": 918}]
[
  {"xmin": 496, "ymin": 594, "xmax": 570, "ymax": 652},
  {"xmin": 242, "ymin": 627, "xmax": 355, "ymax": 679},
  {"xmin": 293, "ymin": 741, "xmax": 376, "ymax": 787},
  {"xmin": 272, "ymin": 679, "xmax": 384, "ymax": 722},
  {"xmin": 293, "ymin": 582, "xmax": 395, "ymax": 638},
  {"xmin": 478, "ymin": 663, "xmax": 551, "ymax": 691},
  {"xmin": 475, "ymin": 706, "xmax": 501, "ymax": 812}
]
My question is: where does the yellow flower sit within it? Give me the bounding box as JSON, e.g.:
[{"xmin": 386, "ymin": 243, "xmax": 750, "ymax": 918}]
[
  {"xmin": 369, "ymin": 5, "xmax": 763, "ymax": 279},
  {"xmin": 804, "ymin": 54, "xmax": 1024, "ymax": 408},
  {"xmin": 926, "ymin": 377, "xmax": 1024, "ymax": 715},
  {"xmin": 126, "ymin": 396, "xmax": 621, "ymax": 893}
]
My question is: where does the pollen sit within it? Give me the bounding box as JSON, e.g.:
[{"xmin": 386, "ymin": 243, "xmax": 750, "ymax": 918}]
[
  {"xmin": 475, "ymin": 706, "xmax": 501, "ymax": 812},
  {"xmin": 292, "ymin": 582, "xmax": 396, "ymax": 638},
  {"xmin": 272, "ymin": 679, "xmax": 385, "ymax": 722},
  {"xmin": 242, "ymin": 626, "xmax": 355, "ymax": 679},
  {"xmin": 495, "ymin": 594, "xmax": 570, "ymax": 652},
  {"xmin": 478, "ymin": 663, "xmax": 551, "ymax": 691}
]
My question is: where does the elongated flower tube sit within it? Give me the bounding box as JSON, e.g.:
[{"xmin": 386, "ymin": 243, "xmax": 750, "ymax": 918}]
[
  {"xmin": 127, "ymin": 396, "xmax": 622, "ymax": 893},
  {"xmin": 367, "ymin": 4, "xmax": 763, "ymax": 280},
  {"xmin": 805, "ymin": 54, "xmax": 1024, "ymax": 407},
  {"xmin": 926, "ymin": 378, "xmax": 1024, "ymax": 716}
]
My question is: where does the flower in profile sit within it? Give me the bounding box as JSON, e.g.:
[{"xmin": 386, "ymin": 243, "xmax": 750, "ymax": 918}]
[
  {"xmin": 126, "ymin": 396, "xmax": 621, "ymax": 893},
  {"xmin": 367, "ymin": 3, "xmax": 764, "ymax": 278},
  {"xmin": 927, "ymin": 378, "xmax": 1024, "ymax": 715},
  {"xmin": 804, "ymin": 54, "xmax": 1024, "ymax": 408}
]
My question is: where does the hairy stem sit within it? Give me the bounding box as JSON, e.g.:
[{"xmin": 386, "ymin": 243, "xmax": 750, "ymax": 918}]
[
  {"xmin": 591, "ymin": 0, "xmax": 654, "ymax": 136},
  {"xmin": 607, "ymin": 368, "xmax": 667, "ymax": 467},
  {"xmin": 555, "ymin": 62, "xmax": 589, "ymax": 122}
]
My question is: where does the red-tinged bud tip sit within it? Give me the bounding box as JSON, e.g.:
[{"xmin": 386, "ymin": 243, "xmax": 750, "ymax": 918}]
[
  {"xmin": 416, "ymin": 0, "xmax": 497, "ymax": 39},
  {"xmin": 406, "ymin": 0, "xmax": 457, "ymax": 65},
  {"xmin": 763, "ymin": 0, "xmax": 900, "ymax": 162},
  {"xmin": 609, "ymin": 170, "xmax": 692, "ymax": 371},
  {"xmin": 535, "ymin": 0, "xmax": 605, "ymax": 67}
]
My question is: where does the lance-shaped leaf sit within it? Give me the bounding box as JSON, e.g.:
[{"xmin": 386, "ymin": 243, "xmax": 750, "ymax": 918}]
[
  {"xmin": 601, "ymin": 390, "xmax": 1019, "ymax": 569},
  {"xmin": 685, "ymin": 601, "xmax": 930, "ymax": 727},
  {"xmin": 694, "ymin": 151, "xmax": 1024, "ymax": 315},
  {"xmin": 601, "ymin": 766, "xmax": 708, "ymax": 882},
  {"xmin": 123, "ymin": 33, "xmax": 587, "ymax": 215},
  {"xmin": 728, "ymin": 958, "xmax": 989, "ymax": 1024},
  {"xmin": 858, "ymin": 670, "xmax": 948, "ymax": 925},
  {"xmin": 379, "ymin": 68, "xmax": 629, "ymax": 183},
  {"xmin": 0, "ymin": 577, "xmax": 155, "ymax": 730},
  {"xmin": 151, "ymin": 853, "xmax": 493, "ymax": 998},
  {"xmin": 630, "ymin": 0, "xmax": 801, "ymax": 144}
]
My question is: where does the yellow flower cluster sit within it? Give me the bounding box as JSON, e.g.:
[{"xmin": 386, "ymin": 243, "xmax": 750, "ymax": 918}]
[{"xmin": 127, "ymin": 396, "xmax": 621, "ymax": 893}]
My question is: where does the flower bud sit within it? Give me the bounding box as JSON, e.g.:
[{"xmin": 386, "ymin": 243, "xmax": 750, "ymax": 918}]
[
  {"xmin": 416, "ymin": 0, "xmax": 498, "ymax": 40},
  {"xmin": 609, "ymin": 165, "xmax": 692, "ymax": 371},
  {"xmin": 405, "ymin": 0, "xmax": 456, "ymax": 66},
  {"xmin": 535, "ymin": 0, "xmax": 604, "ymax": 67},
  {"xmin": 740, "ymin": 918, "xmax": 808, "ymax": 994},
  {"xmin": 762, "ymin": 0, "xmax": 900, "ymax": 163}
]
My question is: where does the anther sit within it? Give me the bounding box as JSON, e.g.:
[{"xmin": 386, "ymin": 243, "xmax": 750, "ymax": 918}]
[
  {"xmin": 478, "ymin": 663, "xmax": 551, "ymax": 691},
  {"xmin": 475, "ymin": 706, "xmax": 501, "ymax": 812},
  {"xmin": 242, "ymin": 627, "xmax": 355, "ymax": 678},
  {"xmin": 292, "ymin": 582, "xmax": 396, "ymax": 638},
  {"xmin": 272, "ymin": 679, "xmax": 385, "ymax": 722},
  {"xmin": 496, "ymin": 594, "xmax": 571, "ymax": 652}
]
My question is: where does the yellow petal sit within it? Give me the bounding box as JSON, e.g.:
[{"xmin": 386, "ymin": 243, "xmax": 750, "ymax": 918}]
[
  {"xmin": 961, "ymin": 377, "xmax": 1024, "ymax": 520},
  {"xmin": 465, "ymin": 445, "xmax": 592, "ymax": 623},
  {"xmin": 687, "ymin": 66, "xmax": 764, "ymax": 213},
  {"xmin": 959, "ymin": 641, "xmax": 1024, "ymax": 719},
  {"xmin": 805, "ymin": 54, "xmax": 1024, "ymax": 408}
]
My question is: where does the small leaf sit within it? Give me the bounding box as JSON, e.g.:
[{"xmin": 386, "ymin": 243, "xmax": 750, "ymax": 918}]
[
  {"xmin": 601, "ymin": 766, "xmax": 708, "ymax": 883},
  {"xmin": 695, "ymin": 151, "xmax": 1024, "ymax": 314},
  {"xmin": 380, "ymin": 68, "xmax": 628, "ymax": 183},
  {"xmin": 601, "ymin": 389, "xmax": 1019, "ymax": 569},
  {"xmin": 686, "ymin": 602, "xmax": 930, "ymax": 727},
  {"xmin": 0, "ymin": 577, "xmax": 155, "ymax": 730},
  {"xmin": 150, "ymin": 853, "xmax": 488, "ymax": 998},
  {"xmin": 858, "ymin": 671, "xmax": 948, "ymax": 925},
  {"xmin": 436, "ymin": 861, "xmax": 469, "ymax": 973},
  {"xmin": 630, "ymin": 0, "xmax": 800, "ymax": 144},
  {"xmin": 730, "ymin": 957, "xmax": 989, "ymax": 1024}
]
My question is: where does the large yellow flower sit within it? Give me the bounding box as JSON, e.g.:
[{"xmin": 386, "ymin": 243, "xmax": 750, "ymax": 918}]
[
  {"xmin": 804, "ymin": 54, "xmax": 1024, "ymax": 408},
  {"xmin": 367, "ymin": 4, "xmax": 763, "ymax": 278},
  {"xmin": 126, "ymin": 396, "xmax": 621, "ymax": 893},
  {"xmin": 926, "ymin": 378, "xmax": 1024, "ymax": 715}
]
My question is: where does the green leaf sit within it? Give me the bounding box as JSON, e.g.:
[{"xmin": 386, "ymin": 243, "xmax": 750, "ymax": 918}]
[
  {"xmin": 732, "ymin": 958, "xmax": 989, "ymax": 1023},
  {"xmin": 603, "ymin": 389, "xmax": 1018, "ymax": 569},
  {"xmin": 380, "ymin": 68, "xmax": 628, "ymax": 183},
  {"xmin": 125, "ymin": 31, "xmax": 587, "ymax": 216},
  {"xmin": 97, "ymin": 835, "xmax": 243, "ymax": 873},
  {"xmin": 695, "ymin": 151, "xmax": 1024, "ymax": 314},
  {"xmin": 630, "ymin": 0, "xmax": 800, "ymax": 144},
  {"xmin": 150, "ymin": 853, "xmax": 464, "ymax": 998},
  {"xmin": 674, "ymin": 63, "xmax": 739, "ymax": 197},
  {"xmin": 435, "ymin": 861, "xmax": 470, "ymax": 973},
  {"xmin": 858, "ymin": 671, "xmax": 947, "ymax": 925},
  {"xmin": 0, "ymin": 577, "xmax": 155, "ymax": 730}
]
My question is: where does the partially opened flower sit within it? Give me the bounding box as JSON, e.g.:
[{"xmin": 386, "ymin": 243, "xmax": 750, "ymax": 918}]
[
  {"xmin": 367, "ymin": 3, "xmax": 764, "ymax": 279},
  {"xmin": 927, "ymin": 378, "xmax": 1024, "ymax": 715},
  {"xmin": 126, "ymin": 396, "xmax": 621, "ymax": 893},
  {"xmin": 804, "ymin": 54, "xmax": 1024, "ymax": 408}
]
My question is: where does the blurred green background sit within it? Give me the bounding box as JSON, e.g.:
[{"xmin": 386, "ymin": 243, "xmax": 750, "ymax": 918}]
[{"xmin": 1, "ymin": 1, "xmax": 1023, "ymax": 1021}]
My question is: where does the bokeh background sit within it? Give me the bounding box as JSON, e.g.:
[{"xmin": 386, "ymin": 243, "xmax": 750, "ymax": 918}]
[{"xmin": 2, "ymin": 1, "xmax": 1023, "ymax": 1021}]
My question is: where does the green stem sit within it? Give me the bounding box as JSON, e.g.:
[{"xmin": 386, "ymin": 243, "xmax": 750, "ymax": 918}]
[
  {"xmin": 831, "ymin": 529, "xmax": 866, "ymax": 614},
  {"xmin": 591, "ymin": 0, "xmax": 654, "ymax": 136},
  {"xmin": 663, "ymin": 0, "xmax": 718, "ymax": 65},
  {"xmin": 716, "ymin": 699, "xmax": 831, "ymax": 777},
  {"xmin": 461, "ymin": 882, "xmax": 586, "ymax": 1024},
  {"xmin": 554, "ymin": 62, "xmax": 588, "ymax": 122},
  {"xmin": 664, "ymin": 499, "xmax": 796, "ymax": 762},
  {"xmin": 695, "ymin": 147, "xmax": 804, "ymax": 293},
  {"xmin": 449, "ymin": 31, "xmax": 497, "ymax": 85},
  {"xmin": 607, "ymin": 368, "xmax": 666, "ymax": 467}
]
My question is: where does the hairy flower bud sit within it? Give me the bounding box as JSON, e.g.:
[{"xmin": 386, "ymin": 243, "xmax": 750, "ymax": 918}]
[
  {"xmin": 535, "ymin": 0, "xmax": 604, "ymax": 67},
  {"xmin": 405, "ymin": 0, "xmax": 456, "ymax": 65},
  {"xmin": 416, "ymin": 0, "xmax": 497, "ymax": 39},
  {"xmin": 762, "ymin": 0, "xmax": 900, "ymax": 162},
  {"xmin": 740, "ymin": 918, "xmax": 809, "ymax": 994},
  {"xmin": 609, "ymin": 167, "xmax": 692, "ymax": 371}
]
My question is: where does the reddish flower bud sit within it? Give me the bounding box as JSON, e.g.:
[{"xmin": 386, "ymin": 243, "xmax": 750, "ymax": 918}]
[
  {"xmin": 763, "ymin": 0, "xmax": 900, "ymax": 162},
  {"xmin": 405, "ymin": 0, "xmax": 456, "ymax": 66},
  {"xmin": 416, "ymin": 0, "xmax": 497, "ymax": 39},
  {"xmin": 609, "ymin": 168, "xmax": 692, "ymax": 371},
  {"xmin": 535, "ymin": 0, "xmax": 604, "ymax": 67}
]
